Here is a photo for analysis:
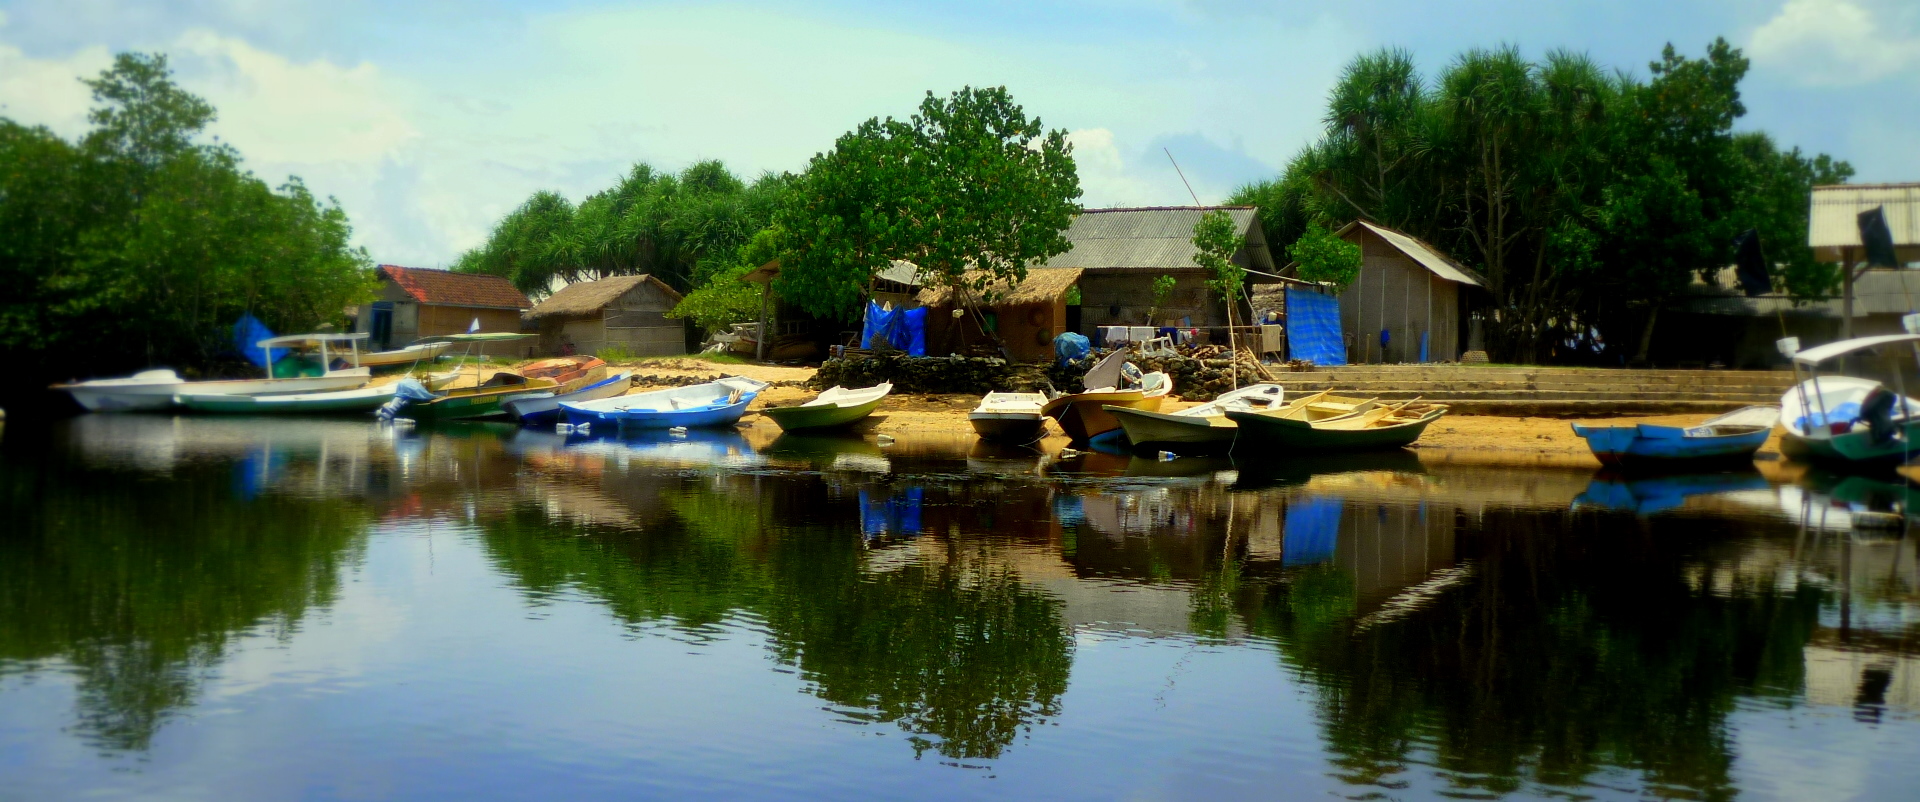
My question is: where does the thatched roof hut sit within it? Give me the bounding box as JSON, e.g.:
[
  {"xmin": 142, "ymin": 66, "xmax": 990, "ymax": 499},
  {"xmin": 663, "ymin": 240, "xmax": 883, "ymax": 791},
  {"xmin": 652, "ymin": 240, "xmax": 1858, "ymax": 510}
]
[
  {"xmin": 528, "ymin": 274, "xmax": 686, "ymax": 357},
  {"xmin": 916, "ymin": 268, "xmax": 1083, "ymax": 361},
  {"xmin": 916, "ymin": 267, "xmax": 1084, "ymax": 308}
]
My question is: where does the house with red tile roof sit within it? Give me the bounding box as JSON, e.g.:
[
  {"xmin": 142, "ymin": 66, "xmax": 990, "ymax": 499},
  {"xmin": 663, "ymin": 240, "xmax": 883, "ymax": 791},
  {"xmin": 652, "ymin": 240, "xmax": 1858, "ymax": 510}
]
[{"xmin": 352, "ymin": 265, "xmax": 533, "ymax": 356}]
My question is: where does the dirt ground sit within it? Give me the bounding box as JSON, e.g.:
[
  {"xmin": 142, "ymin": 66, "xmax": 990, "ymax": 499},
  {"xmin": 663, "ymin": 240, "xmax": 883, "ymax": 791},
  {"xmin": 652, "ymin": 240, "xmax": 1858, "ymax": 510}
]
[{"xmin": 582, "ymin": 356, "xmax": 1789, "ymax": 471}]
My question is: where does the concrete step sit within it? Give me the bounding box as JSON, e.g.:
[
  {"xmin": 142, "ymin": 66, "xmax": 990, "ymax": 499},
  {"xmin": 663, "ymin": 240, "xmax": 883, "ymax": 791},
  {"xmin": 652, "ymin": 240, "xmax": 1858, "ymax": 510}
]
[
  {"xmin": 1261, "ymin": 379, "xmax": 1791, "ymax": 396},
  {"xmin": 1255, "ymin": 389, "xmax": 1781, "ymax": 403},
  {"xmin": 1273, "ymin": 369, "xmax": 1796, "ymax": 387},
  {"xmin": 1434, "ymin": 400, "xmax": 1771, "ymax": 417}
]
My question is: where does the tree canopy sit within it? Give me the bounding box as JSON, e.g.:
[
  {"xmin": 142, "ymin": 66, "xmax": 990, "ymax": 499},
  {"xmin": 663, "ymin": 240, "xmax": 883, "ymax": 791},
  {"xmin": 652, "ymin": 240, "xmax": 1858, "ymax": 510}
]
[
  {"xmin": 0, "ymin": 53, "xmax": 376, "ymax": 390},
  {"xmin": 1231, "ymin": 39, "xmax": 1852, "ymax": 362},
  {"xmin": 772, "ymin": 86, "xmax": 1082, "ymax": 321}
]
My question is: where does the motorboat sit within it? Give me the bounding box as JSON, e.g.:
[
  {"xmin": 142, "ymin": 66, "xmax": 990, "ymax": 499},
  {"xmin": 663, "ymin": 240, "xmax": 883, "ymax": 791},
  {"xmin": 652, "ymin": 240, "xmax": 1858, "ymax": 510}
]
[
  {"xmin": 53, "ymin": 333, "xmax": 373, "ymax": 412},
  {"xmin": 503, "ymin": 370, "xmax": 635, "ymax": 426},
  {"xmin": 761, "ymin": 382, "xmax": 893, "ymax": 432},
  {"xmin": 1572, "ymin": 406, "xmax": 1779, "ymax": 469},
  {"xmin": 560, "ymin": 376, "xmax": 769, "ymax": 430},
  {"xmin": 970, "ymin": 392, "xmax": 1051, "ymax": 443},
  {"xmin": 1778, "ymin": 333, "xmax": 1920, "ymax": 468},
  {"xmin": 1039, "ymin": 350, "xmax": 1172, "ymax": 442},
  {"xmin": 1104, "ymin": 383, "xmax": 1285, "ymax": 455},
  {"xmin": 397, "ymin": 371, "xmax": 559, "ymax": 422},
  {"xmin": 356, "ymin": 340, "xmax": 453, "ymax": 369}
]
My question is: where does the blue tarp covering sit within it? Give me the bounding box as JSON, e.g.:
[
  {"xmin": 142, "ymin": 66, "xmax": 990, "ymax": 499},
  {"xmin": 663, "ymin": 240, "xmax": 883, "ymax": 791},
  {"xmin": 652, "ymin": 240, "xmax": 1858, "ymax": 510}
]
[
  {"xmin": 1285, "ymin": 288, "xmax": 1345, "ymax": 366},
  {"xmin": 1054, "ymin": 332, "xmax": 1090, "ymax": 365},
  {"xmin": 232, "ymin": 313, "xmax": 275, "ymax": 369},
  {"xmin": 860, "ymin": 302, "xmax": 927, "ymax": 356},
  {"xmin": 1283, "ymin": 497, "xmax": 1343, "ymax": 566}
]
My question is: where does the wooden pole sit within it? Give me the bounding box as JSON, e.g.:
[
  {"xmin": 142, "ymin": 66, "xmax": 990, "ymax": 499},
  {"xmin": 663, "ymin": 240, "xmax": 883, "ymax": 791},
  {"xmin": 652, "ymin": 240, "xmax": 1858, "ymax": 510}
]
[
  {"xmin": 756, "ymin": 282, "xmax": 769, "ymax": 362},
  {"xmin": 1842, "ymin": 245, "xmax": 1857, "ymax": 342}
]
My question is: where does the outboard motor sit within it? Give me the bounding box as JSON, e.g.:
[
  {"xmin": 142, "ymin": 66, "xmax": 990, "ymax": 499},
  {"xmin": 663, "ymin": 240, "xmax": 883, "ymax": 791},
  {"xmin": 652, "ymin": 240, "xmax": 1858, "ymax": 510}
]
[{"xmin": 1861, "ymin": 388, "xmax": 1899, "ymax": 446}]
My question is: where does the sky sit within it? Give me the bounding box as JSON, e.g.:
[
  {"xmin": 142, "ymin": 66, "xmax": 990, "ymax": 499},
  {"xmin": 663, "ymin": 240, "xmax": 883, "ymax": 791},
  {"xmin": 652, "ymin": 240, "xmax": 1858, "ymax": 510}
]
[{"xmin": 2, "ymin": 0, "xmax": 1916, "ymax": 267}]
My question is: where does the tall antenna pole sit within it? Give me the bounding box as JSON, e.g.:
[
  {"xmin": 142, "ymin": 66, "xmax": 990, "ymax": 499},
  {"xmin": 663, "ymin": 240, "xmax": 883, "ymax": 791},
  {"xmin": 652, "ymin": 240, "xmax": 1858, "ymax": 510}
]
[{"xmin": 1165, "ymin": 148, "xmax": 1240, "ymax": 386}]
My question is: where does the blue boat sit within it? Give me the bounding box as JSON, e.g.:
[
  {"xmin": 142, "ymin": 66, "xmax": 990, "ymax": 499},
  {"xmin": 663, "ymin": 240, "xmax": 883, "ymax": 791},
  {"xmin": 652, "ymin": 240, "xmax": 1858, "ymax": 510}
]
[
  {"xmin": 559, "ymin": 376, "xmax": 768, "ymax": 431},
  {"xmin": 1573, "ymin": 470, "xmax": 1772, "ymax": 515},
  {"xmin": 1571, "ymin": 406, "xmax": 1779, "ymax": 469},
  {"xmin": 503, "ymin": 370, "xmax": 634, "ymax": 426}
]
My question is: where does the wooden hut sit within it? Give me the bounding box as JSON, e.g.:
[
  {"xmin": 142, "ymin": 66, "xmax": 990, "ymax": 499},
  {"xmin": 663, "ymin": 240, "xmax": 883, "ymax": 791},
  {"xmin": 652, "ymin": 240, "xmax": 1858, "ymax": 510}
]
[
  {"xmin": 353, "ymin": 265, "xmax": 533, "ymax": 357},
  {"xmin": 1041, "ymin": 206, "xmax": 1278, "ymax": 332},
  {"xmin": 527, "ymin": 274, "xmax": 687, "ymax": 357},
  {"xmin": 1292, "ymin": 221, "xmax": 1484, "ymax": 364},
  {"xmin": 917, "ymin": 268, "xmax": 1084, "ymax": 362}
]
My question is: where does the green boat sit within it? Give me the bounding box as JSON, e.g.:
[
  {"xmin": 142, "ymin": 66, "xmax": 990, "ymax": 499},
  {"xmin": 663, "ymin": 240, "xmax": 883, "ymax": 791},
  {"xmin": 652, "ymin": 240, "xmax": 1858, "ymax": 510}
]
[
  {"xmin": 1227, "ymin": 403, "xmax": 1448, "ymax": 454},
  {"xmin": 760, "ymin": 383, "xmax": 892, "ymax": 432},
  {"xmin": 175, "ymin": 383, "xmax": 401, "ymax": 414}
]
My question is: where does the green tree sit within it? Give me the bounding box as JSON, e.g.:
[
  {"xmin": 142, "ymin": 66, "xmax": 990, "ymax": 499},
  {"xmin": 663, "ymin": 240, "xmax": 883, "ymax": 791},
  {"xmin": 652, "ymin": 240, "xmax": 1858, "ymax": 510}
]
[
  {"xmin": 773, "ymin": 86, "xmax": 1082, "ymax": 323},
  {"xmin": 0, "ymin": 52, "xmax": 375, "ymax": 393},
  {"xmin": 667, "ymin": 227, "xmax": 784, "ymax": 333},
  {"xmin": 1289, "ymin": 223, "xmax": 1363, "ymax": 290}
]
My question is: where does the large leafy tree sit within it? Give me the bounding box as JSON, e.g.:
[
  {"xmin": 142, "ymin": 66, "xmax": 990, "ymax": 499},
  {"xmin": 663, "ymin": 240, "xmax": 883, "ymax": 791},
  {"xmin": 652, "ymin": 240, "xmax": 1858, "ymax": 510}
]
[
  {"xmin": 0, "ymin": 53, "xmax": 374, "ymax": 391},
  {"xmin": 1232, "ymin": 39, "xmax": 1850, "ymax": 363},
  {"xmin": 773, "ymin": 86, "xmax": 1082, "ymax": 321}
]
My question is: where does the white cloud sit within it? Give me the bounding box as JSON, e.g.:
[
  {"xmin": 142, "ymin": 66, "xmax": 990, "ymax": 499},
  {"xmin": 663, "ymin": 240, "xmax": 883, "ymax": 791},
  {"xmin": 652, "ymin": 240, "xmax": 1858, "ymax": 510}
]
[
  {"xmin": 1067, "ymin": 128, "xmax": 1162, "ymax": 207},
  {"xmin": 1749, "ymin": 0, "xmax": 1920, "ymax": 85},
  {"xmin": 0, "ymin": 41, "xmax": 112, "ymax": 137},
  {"xmin": 172, "ymin": 30, "xmax": 416, "ymax": 166}
]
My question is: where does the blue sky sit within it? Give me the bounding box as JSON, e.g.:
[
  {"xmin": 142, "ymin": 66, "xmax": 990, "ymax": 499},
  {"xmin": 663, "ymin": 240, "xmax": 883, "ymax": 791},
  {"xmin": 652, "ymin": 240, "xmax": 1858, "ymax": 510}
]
[{"xmin": 2, "ymin": 0, "xmax": 1915, "ymax": 266}]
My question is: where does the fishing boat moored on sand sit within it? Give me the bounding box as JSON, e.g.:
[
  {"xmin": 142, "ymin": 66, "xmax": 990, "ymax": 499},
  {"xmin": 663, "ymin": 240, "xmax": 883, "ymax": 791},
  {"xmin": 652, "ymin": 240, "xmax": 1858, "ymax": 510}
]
[
  {"xmin": 1104, "ymin": 383, "xmax": 1285, "ymax": 455},
  {"xmin": 1572, "ymin": 406, "xmax": 1779, "ymax": 468},
  {"xmin": 503, "ymin": 370, "xmax": 634, "ymax": 426},
  {"xmin": 54, "ymin": 333, "xmax": 373, "ymax": 412},
  {"xmin": 1228, "ymin": 400, "xmax": 1447, "ymax": 454},
  {"xmin": 175, "ymin": 382, "xmax": 404, "ymax": 415},
  {"xmin": 970, "ymin": 393, "xmax": 1051, "ymax": 443},
  {"xmin": 1778, "ymin": 333, "xmax": 1920, "ymax": 469},
  {"xmin": 560, "ymin": 376, "xmax": 768, "ymax": 430},
  {"xmin": 1039, "ymin": 350, "xmax": 1171, "ymax": 442},
  {"xmin": 761, "ymin": 382, "xmax": 892, "ymax": 432}
]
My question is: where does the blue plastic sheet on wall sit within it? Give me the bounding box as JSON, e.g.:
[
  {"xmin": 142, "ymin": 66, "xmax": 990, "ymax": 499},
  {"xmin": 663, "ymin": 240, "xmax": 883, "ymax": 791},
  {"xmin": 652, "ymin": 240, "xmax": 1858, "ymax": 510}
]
[
  {"xmin": 1283, "ymin": 497, "xmax": 1343, "ymax": 566},
  {"xmin": 1284, "ymin": 288, "xmax": 1346, "ymax": 366},
  {"xmin": 861, "ymin": 302, "xmax": 927, "ymax": 355}
]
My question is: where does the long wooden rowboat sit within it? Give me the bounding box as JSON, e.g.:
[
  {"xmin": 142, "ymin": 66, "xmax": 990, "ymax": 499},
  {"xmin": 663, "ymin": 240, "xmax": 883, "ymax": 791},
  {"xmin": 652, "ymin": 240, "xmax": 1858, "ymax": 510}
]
[
  {"xmin": 1572, "ymin": 406, "xmax": 1779, "ymax": 469},
  {"xmin": 1228, "ymin": 402, "xmax": 1448, "ymax": 454},
  {"xmin": 175, "ymin": 383, "xmax": 402, "ymax": 414},
  {"xmin": 1104, "ymin": 383, "xmax": 1286, "ymax": 454},
  {"xmin": 761, "ymin": 382, "xmax": 892, "ymax": 432}
]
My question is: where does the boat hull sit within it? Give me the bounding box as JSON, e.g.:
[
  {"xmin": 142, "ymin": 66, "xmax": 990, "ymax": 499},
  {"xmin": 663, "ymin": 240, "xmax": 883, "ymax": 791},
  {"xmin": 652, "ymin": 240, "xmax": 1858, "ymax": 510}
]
[
  {"xmin": 1040, "ymin": 391, "xmax": 1161, "ymax": 442},
  {"xmin": 1781, "ymin": 426, "xmax": 1920, "ymax": 469},
  {"xmin": 357, "ymin": 341, "xmax": 452, "ymax": 368},
  {"xmin": 503, "ymin": 372, "xmax": 633, "ymax": 426},
  {"xmin": 1572, "ymin": 424, "xmax": 1771, "ymax": 469},
  {"xmin": 58, "ymin": 371, "xmax": 372, "ymax": 412},
  {"xmin": 762, "ymin": 395, "xmax": 885, "ymax": 432},
  {"xmin": 1227, "ymin": 409, "xmax": 1443, "ymax": 454},
  {"xmin": 563, "ymin": 398, "xmax": 755, "ymax": 430},
  {"xmin": 970, "ymin": 413, "xmax": 1047, "ymax": 443},
  {"xmin": 1106, "ymin": 406, "xmax": 1234, "ymax": 454},
  {"xmin": 176, "ymin": 384, "xmax": 400, "ymax": 414},
  {"xmin": 559, "ymin": 378, "xmax": 767, "ymax": 430}
]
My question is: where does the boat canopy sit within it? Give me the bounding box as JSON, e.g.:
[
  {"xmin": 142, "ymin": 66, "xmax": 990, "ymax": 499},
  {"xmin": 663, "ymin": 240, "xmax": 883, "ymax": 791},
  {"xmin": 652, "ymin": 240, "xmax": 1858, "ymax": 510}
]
[
  {"xmin": 417, "ymin": 333, "xmax": 535, "ymax": 343},
  {"xmin": 1792, "ymin": 333, "xmax": 1920, "ymax": 365},
  {"xmin": 256, "ymin": 333, "xmax": 370, "ymax": 349}
]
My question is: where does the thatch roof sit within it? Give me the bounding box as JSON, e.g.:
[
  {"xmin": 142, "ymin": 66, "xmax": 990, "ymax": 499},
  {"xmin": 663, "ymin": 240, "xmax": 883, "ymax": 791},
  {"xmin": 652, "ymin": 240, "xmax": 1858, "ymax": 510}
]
[
  {"xmin": 529, "ymin": 274, "xmax": 683, "ymax": 319},
  {"xmin": 917, "ymin": 268, "xmax": 1083, "ymax": 307}
]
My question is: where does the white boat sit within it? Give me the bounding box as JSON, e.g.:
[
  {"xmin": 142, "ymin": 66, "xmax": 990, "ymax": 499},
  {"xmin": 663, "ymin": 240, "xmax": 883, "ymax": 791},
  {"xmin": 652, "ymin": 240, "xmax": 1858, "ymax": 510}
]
[
  {"xmin": 1105, "ymin": 382, "xmax": 1286, "ymax": 454},
  {"xmin": 970, "ymin": 392, "xmax": 1051, "ymax": 442},
  {"xmin": 54, "ymin": 333, "xmax": 373, "ymax": 412},
  {"xmin": 1779, "ymin": 333, "xmax": 1920, "ymax": 467},
  {"xmin": 357, "ymin": 341, "xmax": 453, "ymax": 368},
  {"xmin": 560, "ymin": 376, "xmax": 769, "ymax": 430},
  {"xmin": 502, "ymin": 370, "xmax": 635, "ymax": 425},
  {"xmin": 174, "ymin": 382, "xmax": 403, "ymax": 414}
]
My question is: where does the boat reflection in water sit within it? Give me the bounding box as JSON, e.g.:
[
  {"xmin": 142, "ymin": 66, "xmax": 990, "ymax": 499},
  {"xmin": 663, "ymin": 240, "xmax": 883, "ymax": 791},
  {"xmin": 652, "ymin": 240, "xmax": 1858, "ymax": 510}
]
[{"xmin": 3, "ymin": 418, "xmax": 1918, "ymax": 800}]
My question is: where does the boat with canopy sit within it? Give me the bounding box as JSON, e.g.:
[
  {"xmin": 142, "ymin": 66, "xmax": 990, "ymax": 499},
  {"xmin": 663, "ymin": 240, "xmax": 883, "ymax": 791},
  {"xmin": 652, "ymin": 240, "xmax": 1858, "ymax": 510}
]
[
  {"xmin": 1778, "ymin": 332, "xmax": 1920, "ymax": 468},
  {"xmin": 54, "ymin": 333, "xmax": 373, "ymax": 412}
]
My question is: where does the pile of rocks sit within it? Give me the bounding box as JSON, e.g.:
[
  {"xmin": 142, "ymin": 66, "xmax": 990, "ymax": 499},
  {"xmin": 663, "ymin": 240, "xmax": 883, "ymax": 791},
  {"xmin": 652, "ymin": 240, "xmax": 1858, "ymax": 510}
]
[
  {"xmin": 811, "ymin": 354, "xmax": 1022, "ymax": 394},
  {"xmin": 1047, "ymin": 347, "xmax": 1272, "ymax": 401}
]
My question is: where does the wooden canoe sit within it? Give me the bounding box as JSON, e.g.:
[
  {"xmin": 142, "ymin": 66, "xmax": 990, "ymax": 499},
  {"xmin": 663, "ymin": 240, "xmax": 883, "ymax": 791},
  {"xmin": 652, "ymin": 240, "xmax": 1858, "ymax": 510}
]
[{"xmin": 1228, "ymin": 402, "xmax": 1447, "ymax": 454}]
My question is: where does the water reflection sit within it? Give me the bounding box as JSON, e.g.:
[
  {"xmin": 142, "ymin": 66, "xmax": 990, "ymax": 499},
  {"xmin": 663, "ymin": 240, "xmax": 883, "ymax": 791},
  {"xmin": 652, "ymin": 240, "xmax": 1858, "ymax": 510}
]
[{"xmin": 1, "ymin": 417, "xmax": 1916, "ymax": 799}]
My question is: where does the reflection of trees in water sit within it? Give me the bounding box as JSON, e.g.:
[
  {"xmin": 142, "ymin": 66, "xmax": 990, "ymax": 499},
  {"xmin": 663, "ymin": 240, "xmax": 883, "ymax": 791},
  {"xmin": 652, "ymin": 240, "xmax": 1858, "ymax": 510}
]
[
  {"xmin": 477, "ymin": 477, "xmax": 1071, "ymax": 761},
  {"xmin": 1245, "ymin": 507, "xmax": 1824, "ymax": 800},
  {"xmin": 0, "ymin": 460, "xmax": 368, "ymax": 751}
]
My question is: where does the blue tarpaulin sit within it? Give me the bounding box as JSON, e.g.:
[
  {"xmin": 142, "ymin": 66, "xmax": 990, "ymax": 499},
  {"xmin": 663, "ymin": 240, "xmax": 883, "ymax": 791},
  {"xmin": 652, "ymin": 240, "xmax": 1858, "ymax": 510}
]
[
  {"xmin": 232, "ymin": 313, "xmax": 275, "ymax": 369},
  {"xmin": 1283, "ymin": 497, "xmax": 1343, "ymax": 566},
  {"xmin": 1285, "ymin": 288, "xmax": 1345, "ymax": 366},
  {"xmin": 1054, "ymin": 332, "xmax": 1091, "ymax": 365},
  {"xmin": 860, "ymin": 302, "xmax": 927, "ymax": 356}
]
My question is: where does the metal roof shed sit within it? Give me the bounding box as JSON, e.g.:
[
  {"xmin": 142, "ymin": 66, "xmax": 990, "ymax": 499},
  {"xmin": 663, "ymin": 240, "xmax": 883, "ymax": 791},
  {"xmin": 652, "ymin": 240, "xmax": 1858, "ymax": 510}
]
[{"xmin": 1809, "ymin": 183, "xmax": 1920, "ymax": 340}]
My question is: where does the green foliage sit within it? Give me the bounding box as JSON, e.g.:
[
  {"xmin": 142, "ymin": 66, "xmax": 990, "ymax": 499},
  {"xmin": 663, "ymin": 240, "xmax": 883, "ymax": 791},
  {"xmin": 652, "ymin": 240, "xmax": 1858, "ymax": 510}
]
[
  {"xmin": 667, "ymin": 226, "xmax": 782, "ymax": 333},
  {"xmin": 1191, "ymin": 209, "xmax": 1246, "ymax": 300},
  {"xmin": 773, "ymin": 86, "xmax": 1082, "ymax": 320},
  {"xmin": 0, "ymin": 53, "xmax": 376, "ymax": 388},
  {"xmin": 1289, "ymin": 223, "xmax": 1363, "ymax": 290},
  {"xmin": 1146, "ymin": 274, "xmax": 1177, "ymax": 321},
  {"xmin": 1242, "ymin": 38, "xmax": 1850, "ymax": 362},
  {"xmin": 456, "ymin": 162, "xmax": 790, "ymax": 297}
]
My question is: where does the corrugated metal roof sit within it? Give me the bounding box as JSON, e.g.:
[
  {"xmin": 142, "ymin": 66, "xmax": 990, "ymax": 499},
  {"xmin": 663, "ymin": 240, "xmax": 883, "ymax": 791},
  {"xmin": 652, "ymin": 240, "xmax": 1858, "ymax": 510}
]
[
  {"xmin": 1041, "ymin": 207, "xmax": 1275, "ymax": 274},
  {"xmin": 1343, "ymin": 221, "xmax": 1486, "ymax": 287},
  {"xmin": 1809, "ymin": 183, "xmax": 1920, "ymax": 262},
  {"xmin": 380, "ymin": 265, "xmax": 532, "ymax": 309}
]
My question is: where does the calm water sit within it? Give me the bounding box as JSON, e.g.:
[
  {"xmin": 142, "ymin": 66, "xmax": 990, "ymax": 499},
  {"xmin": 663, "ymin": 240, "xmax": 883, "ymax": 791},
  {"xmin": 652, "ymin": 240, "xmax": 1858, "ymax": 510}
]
[{"xmin": 2, "ymin": 416, "xmax": 1917, "ymax": 801}]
